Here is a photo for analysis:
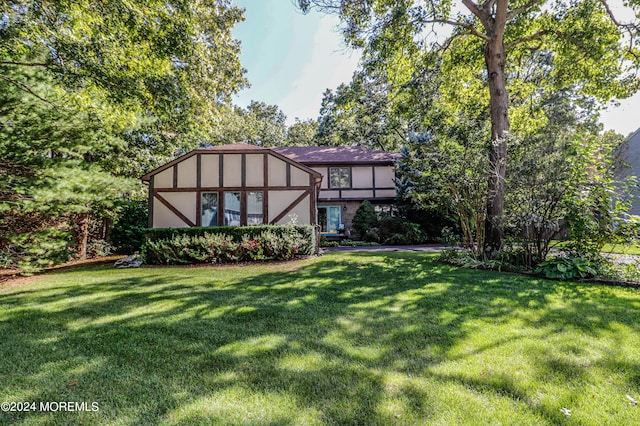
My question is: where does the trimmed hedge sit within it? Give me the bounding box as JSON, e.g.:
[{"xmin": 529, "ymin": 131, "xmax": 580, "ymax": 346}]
[{"xmin": 142, "ymin": 225, "xmax": 316, "ymax": 265}]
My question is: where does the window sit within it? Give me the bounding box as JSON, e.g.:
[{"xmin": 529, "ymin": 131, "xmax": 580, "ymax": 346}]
[
  {"xmin": 317, "ymin": 206, "xmax": 342, "ymax": 234},
  {"xmin": 224, "ymin": 192, "xmax": 241, "ymax": 226},
  {"xmin": 329, "ymin": 167, "xmax": 351, "ymax": 189},
  {"xmin": 201, "ymin": 192, "xmax": 218, "ymax": 226},
  {"xmin": 247, "ymin": 191, "xmax": 264, "ymax": 225}
]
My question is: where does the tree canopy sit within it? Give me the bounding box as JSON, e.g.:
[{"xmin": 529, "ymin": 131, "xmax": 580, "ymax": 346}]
[
  {"xmin": 1, "ymin": 0, "xmax": 247, "ymax": 265},
  {"xmin": 299, "ymin": 0, "xmax": 640, "ymax": 254}
]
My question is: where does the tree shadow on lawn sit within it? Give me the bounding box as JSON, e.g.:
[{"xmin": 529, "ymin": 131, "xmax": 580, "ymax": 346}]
[{"xmin": 0, "ymin": 252, "xmax": 639, "ymax": 425}]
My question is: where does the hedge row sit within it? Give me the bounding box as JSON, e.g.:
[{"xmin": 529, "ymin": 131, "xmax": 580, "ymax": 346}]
[{"xmin": 141, "ymin": 225, "xmax": 316, "ymax": 265}]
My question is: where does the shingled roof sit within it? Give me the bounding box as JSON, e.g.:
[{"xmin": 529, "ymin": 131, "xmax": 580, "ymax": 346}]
[{"xmin": 272, "ymin": 146, "xmax": 399, "ymax": 165}]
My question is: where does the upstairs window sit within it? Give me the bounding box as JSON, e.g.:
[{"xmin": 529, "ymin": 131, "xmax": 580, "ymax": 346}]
[{"xmin": 329, "ymin": 167, "xmax": 351, "ymax": 189}]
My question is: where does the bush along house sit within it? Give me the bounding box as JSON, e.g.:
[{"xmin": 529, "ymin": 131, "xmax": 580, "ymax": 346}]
[{"xmin": 142, "ymin": 143, "xmax": 398, "ymax": 238}]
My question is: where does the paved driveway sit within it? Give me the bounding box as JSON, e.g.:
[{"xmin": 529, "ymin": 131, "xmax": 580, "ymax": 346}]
[{"xmin": 321, "ymin": 244, "xmax": 445, "ymax": 253}]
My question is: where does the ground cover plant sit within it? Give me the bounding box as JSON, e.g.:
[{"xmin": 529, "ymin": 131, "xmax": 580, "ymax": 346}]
[{"xmin": 1, "ymin": 252, "xmax": 639, "ymax": 425}]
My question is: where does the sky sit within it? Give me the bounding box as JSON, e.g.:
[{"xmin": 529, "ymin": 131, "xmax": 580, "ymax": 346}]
[{"xmin": 232, "ymin": 0, "xmax": 639, "ymax": 137}]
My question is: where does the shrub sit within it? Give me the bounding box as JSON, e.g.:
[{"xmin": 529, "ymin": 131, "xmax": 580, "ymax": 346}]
[
  {"xmin": 352, "ymin": 201, "xmax": 379, "ymax": 240},
  {"xmin": 87, "ymin": 239, "xmax": 114, "ymax": 258},
  {"xmin": 142, "ymin": 225, "xmax": 316, "ymax": 265},
  {"xmin": 534, "ymin": 256, "xmax": 599, "ymax": 280},
  {"xmin": 378, "ymin": 216, "xmax": 426, "ymax": 245},
  {"xmin": 111, "ymin": 200, "xmax": 148, "ymax": 254},
  {"xmin": 339, "ymin": 239, "xmax": 380, "ymax": 247}
]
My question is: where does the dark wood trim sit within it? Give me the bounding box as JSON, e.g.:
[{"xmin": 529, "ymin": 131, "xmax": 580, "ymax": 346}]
[
  {"xmin": 172, "ymin": 165, "xmax": 178, "ymax": 188},
  {"xmin": 318, "ymin": 197, "xmax": 396, "ymax": 202},
  {"xmin": 196, "ymin": 154, "xmax": 202, "ymax": 188},
  {"xmin": 270, "ymin": 190, "xmax": 310, "ymax": 224},
  {"xmin": 263, "ymin": 153, "xmax": 269, "ymax": 223},
  {"xmin": 310, "ymin": 175, "xmax": 317, "ymax": 227},
  {"xmin": 241, "ymin": 153, "xmax": 246, "ymax": 187},
  {"xmin": 148, "ymin": 176, "xmax": 154, "ymax": 228},
  {"xmin": 155, "ymin": 185, "xmax": 311, "ymax": 192},
  {"xmin": 319, "ymin": 186, "xmax": 395, "ymax": 192},
  {"xmin": 155, "ymin": 192, "xmax": 195, "ymax": 227},
  {"xmin": 218, "ymin": 190, "xmax": 225, "ymax": 226},
  {"xmin": 140, "ymin": 147, "xmax": 331, "ymax": 183},
  {"xmin": 240, "ymin": 191, "xmax": 247, "ymax": 226},
  {"xmin": 286, "ymin": 163, "xmax": 291, "ymax": 187},
  {"xmin": 372, "ymin": 166, "xmax": 376, "ymax": 198},
  {"xmin": 264, "ymin": 149, "xmax": 323, "ymax": 178},
  {"xmin": 196, "ymin": 191, "xmax": 202, "ymax": 226},
  {"xmin": 219, "ymin": 154, "xmax": 224, "ymax": 188}
]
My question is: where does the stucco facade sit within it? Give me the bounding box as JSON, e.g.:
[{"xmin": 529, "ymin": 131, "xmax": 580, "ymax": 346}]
[{"xmin": 142, "ymin": 144, "xmax": 322, "ymax": 228}]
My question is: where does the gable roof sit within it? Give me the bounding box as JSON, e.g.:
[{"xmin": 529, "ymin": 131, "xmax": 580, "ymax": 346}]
[
  {"xmin": 141, "ymin": 143, "xmax": 321, "ymax": 182},
  {"xmin": 272, "ymin": 146, "xmax": 399, "ymax": 165}
]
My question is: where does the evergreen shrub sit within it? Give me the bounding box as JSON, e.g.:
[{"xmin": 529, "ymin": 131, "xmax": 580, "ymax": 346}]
[{"xmin": 142, "ymin": 225, "xmax": 316, "ymax": 264}]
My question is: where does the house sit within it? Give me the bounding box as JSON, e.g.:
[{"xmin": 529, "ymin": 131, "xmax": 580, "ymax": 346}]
[
  {"xmin": 142, "ymin": 144, "xmax": 398, "ymax": 236},
  {"xmin": 614, "ymin": 128, "xmax": 640, "ymax": 216},
  {"xmin": 273, "ymin": 146, "xmax": 399, "ymax": 236},
  {"xmin": 141, "ymin": 144, "xmax": 322, "ymax": 228}
]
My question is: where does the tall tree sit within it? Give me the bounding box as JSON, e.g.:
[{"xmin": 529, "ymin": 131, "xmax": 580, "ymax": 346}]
[
  {"xmin": 299, "ymin": 0, "xmax": 640, "ymax": 254},
  {"xmin": 1, "ymin": 0, "xmax": 247, "ymax": 264}
]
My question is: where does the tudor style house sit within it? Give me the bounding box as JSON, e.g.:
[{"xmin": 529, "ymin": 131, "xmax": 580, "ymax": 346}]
[
  {"xmin": 142, "ymin": 143, "xmax": 398, "ymax": 237},
  {"xmin": 273, "ymin": 146, "xmax": 398, "ymax": 236},
  {"xmin": 141, "ymin": 144, "xmax": 322, "ymax": 228}
]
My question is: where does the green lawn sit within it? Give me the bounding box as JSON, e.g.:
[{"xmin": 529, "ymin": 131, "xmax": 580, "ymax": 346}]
[{"xmin": 1, "ymin": 252, "xmax": 639, "ymax": 425}]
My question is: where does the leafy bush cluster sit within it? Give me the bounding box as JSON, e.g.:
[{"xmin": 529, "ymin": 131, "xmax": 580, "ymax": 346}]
[
  {"xmin": 142, "ymin": 225, "xmax": 316, "ymax": 265},
  {"xmin": 351, "ymin": 201, "xmax": 427, "ymax": 245},
  {"xmin": 534, "ymin": 256, "xmax": 599, "ymax": 280}
]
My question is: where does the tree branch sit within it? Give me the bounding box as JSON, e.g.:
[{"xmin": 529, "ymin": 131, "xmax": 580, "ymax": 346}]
[
  {"xmin": 0, "ymin": 74, "xmax": 57, "ymax": 106},
  {"xmin": 0, "ymin": 61, "xmax": 52, "ymax": 68},
  {"xmin": 462, "ymin": 0, "xmax": 488, "ymax": 21},
  {"xmin": 505, "ymin": 30, "xmax": 549, "ymax": 50},
  {"xmin": 422, "ymin": 19, "xmax": 490, "ymax": 41},
  {"xmin": 507, "ymin": 0, "xmax": 544, "ymax": 22}
]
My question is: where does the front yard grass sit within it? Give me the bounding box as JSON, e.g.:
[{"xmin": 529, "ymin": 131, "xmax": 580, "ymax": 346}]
[{"xmin": 1, "ymin": 252, "xmax": 639, "ymax": 425}]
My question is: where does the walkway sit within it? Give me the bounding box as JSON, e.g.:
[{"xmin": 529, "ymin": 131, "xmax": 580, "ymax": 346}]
[{"xmin": 321, "ymin": 244, "xmax": 446, "ymax": 253}]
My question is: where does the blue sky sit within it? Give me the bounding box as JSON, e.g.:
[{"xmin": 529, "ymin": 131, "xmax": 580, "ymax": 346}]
[{"xmin": 232, "ymin": 0, "xmax": 639, "ymax": 136}]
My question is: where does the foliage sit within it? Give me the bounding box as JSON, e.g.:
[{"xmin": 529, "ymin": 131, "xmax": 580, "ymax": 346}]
[
  {"xmin": 86, "ymin": 240, "xmax": 114, "ymax": 258},
  {"xmin": 535, "ymin": 257, "xmax": 600, "ymax": 280},
  {"xmin": 400, "ymin": 125, "xmax": 489, "ymax": 256},
  {"xmin": 142, "ymin": 225, "xmax": 316, "ymax": 264},
  {"xmin": 377, "ymin": 216, "xmax": 426, "ymax": 245},
  {"xmin": 338, "ymin": 239, "xmax": 380, "ymax": 247},
  {"xmin": 563, "ymin": 132, "xmax": 639, "ymax": 259},
  {"xmin": 351, "ymin": 201, "xmax": 379, "ymax": 240},
  {"xmin": 320, "ymin": 238, "xmax": 339, "ymax": 248},
  {"xmin": 111, "ymin": 200, "xmax": 148, "ymax": 254},
  {"xmin": 436, "ymin": 226, "xmax": 460, "ymax": 247},
  {"xmin": 299, "ymin": 0, "xmax": 640, "ymax": 251},
  {"xmin": 438, "ymin": 248, "xmax": 517, "ymax": 272},
  {"xmin": 503, "ymin": 94, "xmax": 605, "ymax": 268},
  {"xmin": 286, "ymin": 118, "xmax": 319, "ymax": 146},
  {"xmin": 1, "ymin": 0, "xmax": 246, "ymax": 267}
]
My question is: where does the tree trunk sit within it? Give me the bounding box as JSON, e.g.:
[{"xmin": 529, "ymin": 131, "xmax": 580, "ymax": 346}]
[
  {"xmin": 483, "ymin": 34, "xmax": 510, "ymax": 256},
  {"xmin": 76, "ymin": 212, "xmax": 89, "ymax": 260}
]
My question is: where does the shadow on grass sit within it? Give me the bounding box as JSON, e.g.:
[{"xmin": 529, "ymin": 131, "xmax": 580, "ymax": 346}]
[{"xmin": 0, "ymin": 252, "xmax": 639, "ymax": 425}]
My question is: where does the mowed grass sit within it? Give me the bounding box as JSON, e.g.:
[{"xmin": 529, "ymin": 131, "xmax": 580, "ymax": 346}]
[{"xmin": 1, "ymin": 252, "xmax": 639, "ymax": 425}]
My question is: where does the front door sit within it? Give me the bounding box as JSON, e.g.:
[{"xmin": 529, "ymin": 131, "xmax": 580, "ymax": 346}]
[{"xmin": 317, "ymin": 206, "xmax": 341, "ymax": 234}]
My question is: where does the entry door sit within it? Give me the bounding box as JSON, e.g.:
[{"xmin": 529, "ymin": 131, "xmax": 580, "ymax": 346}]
[{"xmin": 317, "ymin": 206, "xmax": 341, "ymax": 233}]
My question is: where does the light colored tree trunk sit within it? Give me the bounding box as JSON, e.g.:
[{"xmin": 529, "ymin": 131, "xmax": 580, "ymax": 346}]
[{"xmin": 484, "ymin": 35, "xmax": 509, "ymax": 255}]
